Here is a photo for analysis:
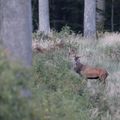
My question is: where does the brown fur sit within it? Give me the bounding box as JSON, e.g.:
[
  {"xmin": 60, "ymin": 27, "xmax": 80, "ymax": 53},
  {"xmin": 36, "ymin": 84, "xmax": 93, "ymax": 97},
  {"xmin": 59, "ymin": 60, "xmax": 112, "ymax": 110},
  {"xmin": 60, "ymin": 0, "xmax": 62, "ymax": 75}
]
[
  {"xmin": 74, "ymin": 56, "xmax": 108, "ymax": 84},
  {"xmin": 34, "ymin": 47, "xmax": 48, "ymax": 53},
  {"xmin": 33, "ymin": 41, "xmax": 64, "ymax": 53}
]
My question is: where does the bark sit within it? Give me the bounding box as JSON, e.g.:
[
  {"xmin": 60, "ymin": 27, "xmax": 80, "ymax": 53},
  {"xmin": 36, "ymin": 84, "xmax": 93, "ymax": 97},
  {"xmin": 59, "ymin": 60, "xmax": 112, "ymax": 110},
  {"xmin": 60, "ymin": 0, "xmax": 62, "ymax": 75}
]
[
  {"xmin": 96, "ymin": 0, "xmax": 105, "ymax": 31},
  {"xmin": 84, "ymin": 0, "xmax": 96, "ymax": 39},
  {"xmin": 0, "ymin": 0, "xmax": 32, "ymax": 67},
  {"xmin": 0, "ymin": 0, "xmax": 3, "ymax": 42},
  {"xmin": 111, "ymin": 0, "xmax": 114, "ymax": 31},
  {"xmin": 39, "ymin": 0, "xmax": 50, "ymax": 34}
]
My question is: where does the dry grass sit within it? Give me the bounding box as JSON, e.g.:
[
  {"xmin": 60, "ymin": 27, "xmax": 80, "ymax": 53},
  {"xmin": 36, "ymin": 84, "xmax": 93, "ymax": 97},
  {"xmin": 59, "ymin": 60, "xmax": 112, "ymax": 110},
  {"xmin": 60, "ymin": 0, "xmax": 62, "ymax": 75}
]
[
  {"xmin": 33, "ymin": 32, "xmax": 120, "ymax": 120},
  {"xmin": 98, "ymin": 32, "xmax": 120, "ymax": 47}
]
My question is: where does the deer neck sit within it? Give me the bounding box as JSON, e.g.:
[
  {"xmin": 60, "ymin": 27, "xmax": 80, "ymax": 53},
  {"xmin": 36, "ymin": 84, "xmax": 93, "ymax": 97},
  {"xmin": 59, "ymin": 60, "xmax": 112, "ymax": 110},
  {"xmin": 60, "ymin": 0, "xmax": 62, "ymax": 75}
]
[{"xmin": 75, "ymin": 61, "xmax": 85, "ymax": 73}]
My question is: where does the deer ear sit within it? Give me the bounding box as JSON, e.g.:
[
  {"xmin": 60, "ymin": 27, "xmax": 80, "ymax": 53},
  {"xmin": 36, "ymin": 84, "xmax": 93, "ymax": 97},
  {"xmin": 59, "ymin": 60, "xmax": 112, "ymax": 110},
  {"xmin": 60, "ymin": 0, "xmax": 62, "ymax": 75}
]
[
  {"xmin": 74, "ymin": 55, "xmax": 80, "ymax": 61},
  {"xmin": 74, "ymin": 55, "xmax": 80, "ymax": 58}
]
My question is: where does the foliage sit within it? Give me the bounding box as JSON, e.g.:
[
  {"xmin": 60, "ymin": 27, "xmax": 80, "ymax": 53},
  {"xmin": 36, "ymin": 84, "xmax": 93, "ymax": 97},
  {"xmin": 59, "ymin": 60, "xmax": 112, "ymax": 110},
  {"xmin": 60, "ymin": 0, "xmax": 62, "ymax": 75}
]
[
  {"xmin": 32, "ymin": 46, "xmax": 92, "ymax": 120},
  {"xmin": 32, "ymin": 31, "xmax": 120, "ymax": 120},
  {"xmin": 0, "ymin": 46, "xmax": 91, "ymax": 120},
  {"xmin": 1, "ymin": 31, "xmax": 120, "ymax": 120},
  {"xmin": 0, "ymin": 50, "xmax": 33, "ymax": 120}
]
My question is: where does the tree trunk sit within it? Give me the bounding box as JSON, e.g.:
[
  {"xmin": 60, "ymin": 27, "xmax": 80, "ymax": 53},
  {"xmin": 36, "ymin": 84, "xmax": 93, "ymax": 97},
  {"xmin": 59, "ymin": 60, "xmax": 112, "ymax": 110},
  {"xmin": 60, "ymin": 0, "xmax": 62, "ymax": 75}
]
[
  {"xmin": 0, "ymin": 0, "xmax": 3, "ymax": 43},
  {"xmin": 96, "ymin": 0, "xmax": 105, "ymax": 31},
  {"xmin": 84, "ymin": 0, "xmax": 96, "ymax": 39},
  {"xmin": 39, "ymin": 0, "xmax": 50, "ymax": 34},
  {"xmin": 0, "ymin": 0, "xmax": 32, "ymax": 67},
  {"xmin": 111, "ymin": 0, "xmax": 114, "ymax": 32}
]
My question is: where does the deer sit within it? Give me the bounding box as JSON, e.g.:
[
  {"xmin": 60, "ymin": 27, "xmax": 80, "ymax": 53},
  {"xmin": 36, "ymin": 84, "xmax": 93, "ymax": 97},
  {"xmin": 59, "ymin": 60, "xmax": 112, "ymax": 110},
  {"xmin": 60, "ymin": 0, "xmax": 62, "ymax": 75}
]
[
  {"xmin": 73, "ymin": 56, "xmax": 108, "ymax": 84},
  {"xmin": 33, "ymin": 41, "xmax": 64, "ymax": 53}
]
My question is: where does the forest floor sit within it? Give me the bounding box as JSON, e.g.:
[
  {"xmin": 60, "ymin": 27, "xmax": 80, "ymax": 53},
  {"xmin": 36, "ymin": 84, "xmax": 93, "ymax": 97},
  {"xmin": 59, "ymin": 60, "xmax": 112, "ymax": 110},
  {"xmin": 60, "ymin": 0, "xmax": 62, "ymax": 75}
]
[
  {"xmin": 1, "ymin": 30, "xmax": 120, "ymax": 120},
  {"xmin": 32, "ymin": 31, "xmax": 120, "ymax": 120}
]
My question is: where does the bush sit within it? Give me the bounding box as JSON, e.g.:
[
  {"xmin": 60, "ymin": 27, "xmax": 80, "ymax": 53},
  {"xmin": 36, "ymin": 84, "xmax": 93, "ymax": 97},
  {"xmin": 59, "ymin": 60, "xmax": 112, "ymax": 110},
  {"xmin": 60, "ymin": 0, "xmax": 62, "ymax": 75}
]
[
  {"xmin": 0, "ymin": 50, "xmax": 33, "ymax": 120},
  {"xmin": 32, "ymin": 49, "xmax": 92, "ymax": 120},
  {"xmin": 0, "ymin": 48, "xmax": 92, "ymax": 120},
  {"xmin": 2, "ymin": 31, "xmax": 120, "ymax": 120}
]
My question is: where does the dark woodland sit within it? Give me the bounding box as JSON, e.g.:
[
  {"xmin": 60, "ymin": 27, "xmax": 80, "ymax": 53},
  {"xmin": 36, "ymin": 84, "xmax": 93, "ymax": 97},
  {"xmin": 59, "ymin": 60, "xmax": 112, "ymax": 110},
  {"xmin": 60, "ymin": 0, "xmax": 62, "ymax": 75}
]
[{"xmin": 32, "ymin": 0, "xmax": 120, "ymax": 32}]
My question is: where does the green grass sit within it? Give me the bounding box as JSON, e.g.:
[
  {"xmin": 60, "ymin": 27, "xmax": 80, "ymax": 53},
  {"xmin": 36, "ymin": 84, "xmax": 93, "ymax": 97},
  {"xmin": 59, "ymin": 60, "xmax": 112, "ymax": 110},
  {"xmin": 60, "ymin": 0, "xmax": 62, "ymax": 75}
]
[
  {"xmin": 32, "ymin": 49, "xmax": 91, "ymax": 120},
  {"xmin": 0, "ymin": 31, "xmax": 120, "ymax": 120},
  {"xmin": 32, "ymin": 31, "xmax": 120, "ymax": 120}
]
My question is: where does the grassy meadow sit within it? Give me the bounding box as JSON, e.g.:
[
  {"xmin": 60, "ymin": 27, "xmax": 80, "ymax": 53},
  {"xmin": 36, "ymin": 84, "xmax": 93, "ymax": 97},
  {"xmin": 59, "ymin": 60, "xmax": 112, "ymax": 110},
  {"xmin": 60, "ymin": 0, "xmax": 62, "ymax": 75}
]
[{"xmin": 0, "ymin": 29, "xmax": 120, "ymax": 120}]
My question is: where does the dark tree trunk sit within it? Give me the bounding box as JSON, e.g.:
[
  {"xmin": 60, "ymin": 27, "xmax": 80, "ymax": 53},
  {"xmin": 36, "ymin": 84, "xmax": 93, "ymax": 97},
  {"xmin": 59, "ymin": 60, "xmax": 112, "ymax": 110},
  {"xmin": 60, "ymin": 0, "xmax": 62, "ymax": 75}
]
[
  {"xmin": 111, "ymin": 0, "xmax": 114, "ymax": 31},
  {"xmin": 96, "ymin": 0, "xmax": 105, "ymax": 31}
]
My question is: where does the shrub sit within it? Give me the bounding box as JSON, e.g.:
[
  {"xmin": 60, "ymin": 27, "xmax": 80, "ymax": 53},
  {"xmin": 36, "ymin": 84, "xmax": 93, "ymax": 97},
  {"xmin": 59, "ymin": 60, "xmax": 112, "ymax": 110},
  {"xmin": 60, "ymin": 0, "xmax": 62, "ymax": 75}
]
[
  {"xmin": 0, "ymin": 49, "xmax": 33, "ymax": 120},
  {"xmin": 32, "ymin": 49, "xmax": 92, "ymax": 120}
]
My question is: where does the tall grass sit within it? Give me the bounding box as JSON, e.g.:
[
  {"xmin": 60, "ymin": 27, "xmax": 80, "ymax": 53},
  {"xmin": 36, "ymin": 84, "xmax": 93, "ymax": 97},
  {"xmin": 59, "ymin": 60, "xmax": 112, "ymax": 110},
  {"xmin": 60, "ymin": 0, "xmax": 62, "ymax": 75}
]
[
  {"xmin": 33, "ymin": 30, "xmax": 120, "ymax": 120},
  {"xmin": 0, "ymin": 30, "xmax": 120, "ymax": 120},
  {"xmin": 33, "ymin": 47, "xmax": 91, "ymax": 120}
]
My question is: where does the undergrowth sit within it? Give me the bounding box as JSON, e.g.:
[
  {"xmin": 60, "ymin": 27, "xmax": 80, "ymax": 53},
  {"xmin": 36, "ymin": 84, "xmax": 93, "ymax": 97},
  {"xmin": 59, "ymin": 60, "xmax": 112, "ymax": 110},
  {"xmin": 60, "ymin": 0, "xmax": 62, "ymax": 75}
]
[{"xmin": 0, "ymin": 30, "xmax": 120, "ymax": 120}]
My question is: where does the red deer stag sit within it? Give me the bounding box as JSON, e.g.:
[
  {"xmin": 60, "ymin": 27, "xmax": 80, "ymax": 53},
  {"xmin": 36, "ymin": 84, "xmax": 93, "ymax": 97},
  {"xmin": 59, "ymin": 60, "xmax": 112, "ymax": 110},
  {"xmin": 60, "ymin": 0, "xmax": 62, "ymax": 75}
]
[{"xmin": 74, "ymin": 56, "xmax": 108, "ymax": 84}]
